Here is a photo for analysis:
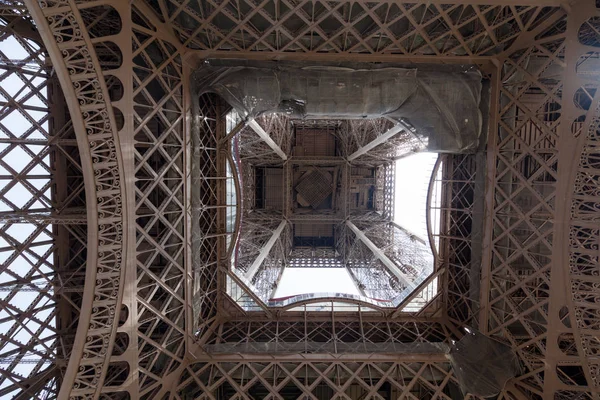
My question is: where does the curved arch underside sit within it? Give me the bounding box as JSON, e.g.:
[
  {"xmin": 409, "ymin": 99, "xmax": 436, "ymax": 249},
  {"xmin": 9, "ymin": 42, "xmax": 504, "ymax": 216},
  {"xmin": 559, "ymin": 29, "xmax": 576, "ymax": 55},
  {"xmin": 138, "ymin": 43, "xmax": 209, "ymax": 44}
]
[{"xmin": 0, "ymin": 0, "xmax": 596, "ymax": 398}]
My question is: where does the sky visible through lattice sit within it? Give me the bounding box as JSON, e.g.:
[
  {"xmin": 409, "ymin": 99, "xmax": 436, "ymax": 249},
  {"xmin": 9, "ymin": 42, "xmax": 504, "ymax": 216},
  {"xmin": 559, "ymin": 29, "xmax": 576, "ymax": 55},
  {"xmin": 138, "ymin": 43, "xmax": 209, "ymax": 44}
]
[{"xmin": 0, "ymin": 31, "xmax": 55, "ymax": 388}]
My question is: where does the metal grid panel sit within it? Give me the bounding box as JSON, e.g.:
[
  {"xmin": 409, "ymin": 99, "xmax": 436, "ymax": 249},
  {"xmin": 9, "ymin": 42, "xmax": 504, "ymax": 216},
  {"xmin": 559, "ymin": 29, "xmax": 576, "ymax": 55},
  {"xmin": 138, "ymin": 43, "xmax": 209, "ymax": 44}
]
[
  {"xmin": 15, "ymin": 0, "xmax": 600, "ymax": 399},
  {"xmin": 0, "ymin": 6, "xmax": 87, "ymax": 398},
  {"xmin": 177, "ymin": 360, "xmax": 460, "ymax": 399},
  {"xmin": 162, "ymin": 0, "xmax": 562, "ymax": 60},
  {"xmin": 295, "ymin": 169, "xmax": 333, "ymax": 209}
]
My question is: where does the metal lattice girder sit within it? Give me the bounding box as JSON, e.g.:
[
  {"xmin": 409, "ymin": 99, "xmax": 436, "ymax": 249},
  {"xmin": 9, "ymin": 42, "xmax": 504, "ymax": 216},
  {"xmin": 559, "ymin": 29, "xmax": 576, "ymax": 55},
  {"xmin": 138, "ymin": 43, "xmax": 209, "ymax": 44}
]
[
  {"xmin": 0, "ymin": 211, "xmax": 87, "ymax": 224},
  {"xmin": 192, "ymin": 92, "xmax": 223, "ymax": 346},
  {"xmin": 23, "ymin": 1, "xmax": 190, "ymax": 398},
  {"xmin": 340, "ymin": 118, "xmax": 391, "ymax": 156},
  {"xmin": 245, "ymin": 219, "xmax": 287, "ymax": 280},
  {"xmin": 206, "ymin": 318, "xmax": 454, "ymax": 349},
  {"xmin": 0, "ymin": 5, "xmax": 89, "ymax": 399},
  {"xmin": 346, "ymin": 220, "xmax": 417, "ymax": 290},
  {"xmin": 14, "ymin": 0, "xmax": 600, "ymax": 398},
  {"xmin": 233, "ymin": 212, "xmax": 291, "ymax": 302},
  {"xmin": 247, "ymin": 119, "xmax": 288, "ymax": 160},
  {"xmin": 24, "ymin": 0, "xmax": 130, "ymax": 396},
  {"xmin": 441, "ymin": 155, "xmax": 479, "ymax": 326},
  {"xmin": 338, "ymin": 118, "xmax": 424, "ymax": 166},
  {"xmin": 239, "ymin": 114, "xmax": 291, "ymax": 165},
  {"xmin": 340, "ymin": 225, "xmax": 404, "ymax": 300},
  {"xmin": 166, "ymin": 0, "xmax": 566, "ymax": 59},
  {"xmin": 177, "ymin": 360, "xmax": 462, "ymax": 398},
  {"xmin": 347, "ymin": 120, "xmax": 412, "ymax": 161},
  {"xmin": 253, "ymin": 222, "xmax": 291, "ymax": 301},
  {"xmin": 177, "ymin": 360, "xmax": 460, "ymax": 398},
  {"xmin": 235, "ymin": 213, "xmax": 285, "ymax": 273}
]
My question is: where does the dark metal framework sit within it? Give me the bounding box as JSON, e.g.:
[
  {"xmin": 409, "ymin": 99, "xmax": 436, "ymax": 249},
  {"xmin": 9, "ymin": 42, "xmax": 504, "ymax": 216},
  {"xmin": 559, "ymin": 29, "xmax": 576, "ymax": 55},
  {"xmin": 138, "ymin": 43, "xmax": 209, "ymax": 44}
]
[{"xmin": 0, "ymin": 0, "xmax": 595, "ymax": 398}]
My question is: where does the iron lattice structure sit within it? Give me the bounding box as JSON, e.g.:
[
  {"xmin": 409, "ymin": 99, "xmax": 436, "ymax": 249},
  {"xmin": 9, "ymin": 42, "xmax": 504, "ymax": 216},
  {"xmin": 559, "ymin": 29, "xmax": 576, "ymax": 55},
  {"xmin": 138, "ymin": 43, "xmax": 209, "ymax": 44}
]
[
  {"xmin": 228, "ymin": 113, "xmax": 430, "ymax": 308},
  {"xmin": 0, "ymin": 0, "xmax": 595, "ymax": 399}
]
